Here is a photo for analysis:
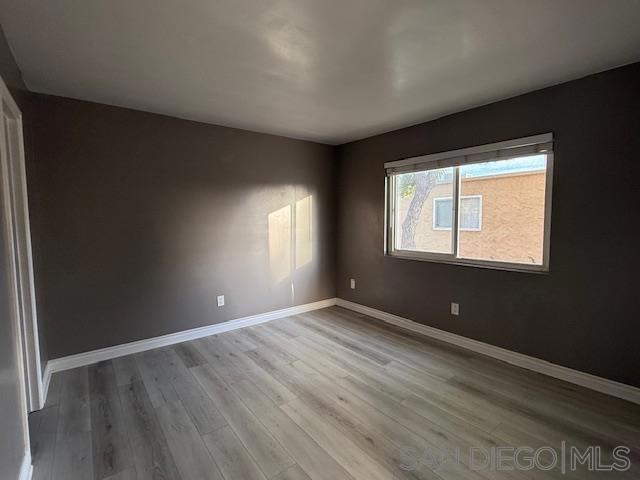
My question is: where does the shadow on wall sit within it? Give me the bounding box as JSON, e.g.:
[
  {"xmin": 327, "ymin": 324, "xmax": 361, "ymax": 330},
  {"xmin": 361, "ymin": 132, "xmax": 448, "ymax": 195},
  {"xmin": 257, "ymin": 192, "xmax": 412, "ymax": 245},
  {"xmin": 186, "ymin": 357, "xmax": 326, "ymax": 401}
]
[{"xmin": 268, "ymin": 195, "xmax": 313, "ymax": 301}]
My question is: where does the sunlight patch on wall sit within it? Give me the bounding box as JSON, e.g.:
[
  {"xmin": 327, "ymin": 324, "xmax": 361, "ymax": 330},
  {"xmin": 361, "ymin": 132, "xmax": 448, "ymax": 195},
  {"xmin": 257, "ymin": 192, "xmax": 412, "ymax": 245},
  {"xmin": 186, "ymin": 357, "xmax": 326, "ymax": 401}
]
[
  {"xmin": 268, "ymin": 204, "xmax": 292, "ymax": 285},
  {"xmin": 268, "ymin": 194, "xmax": 313, "ymax": 290},
  {"xmin": 295, "ymin": 195, "xmax": 312, "ymax": 269}
]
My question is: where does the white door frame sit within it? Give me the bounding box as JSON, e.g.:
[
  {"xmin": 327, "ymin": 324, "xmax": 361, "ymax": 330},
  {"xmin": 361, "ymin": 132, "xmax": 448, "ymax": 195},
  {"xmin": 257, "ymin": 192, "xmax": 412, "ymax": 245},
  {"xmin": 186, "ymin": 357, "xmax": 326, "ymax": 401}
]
[
  {"xmin": 0, "ymin": 77, "xmax": 33, "ymax": 479},
  {"xmin": 0, "ymin": 75, "xmax": 45, "ymax": 412}
]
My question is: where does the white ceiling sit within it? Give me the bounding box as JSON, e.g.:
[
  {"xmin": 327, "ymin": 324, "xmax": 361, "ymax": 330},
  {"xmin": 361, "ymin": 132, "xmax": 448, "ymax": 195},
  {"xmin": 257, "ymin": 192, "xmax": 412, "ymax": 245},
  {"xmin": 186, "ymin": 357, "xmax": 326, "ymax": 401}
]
[{"xmin": 2, "ymin": 1, "xmax": 640, "ymax": 144}]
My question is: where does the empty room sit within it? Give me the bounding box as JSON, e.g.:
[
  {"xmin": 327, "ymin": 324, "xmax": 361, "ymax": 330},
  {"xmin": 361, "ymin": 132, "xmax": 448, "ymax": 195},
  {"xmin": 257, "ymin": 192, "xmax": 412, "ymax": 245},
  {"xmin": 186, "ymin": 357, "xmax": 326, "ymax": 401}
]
[{"xmin": 1, "ymin": 1, "xmax": 639, "ymax": 479}]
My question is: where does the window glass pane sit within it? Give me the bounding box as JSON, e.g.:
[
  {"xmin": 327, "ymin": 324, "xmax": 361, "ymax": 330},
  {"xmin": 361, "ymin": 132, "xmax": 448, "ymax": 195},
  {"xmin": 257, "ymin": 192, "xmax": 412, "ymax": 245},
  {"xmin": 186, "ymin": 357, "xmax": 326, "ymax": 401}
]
[
  {"xmin": 433, "ymin": 198, "xmax": 452, "ymax": 229},
  {"xmin": 458, "ymin": 155, "xmax": 547, "ymax": 265},
  {"xmin": 394, "ymin": 167, "xmax": 453, "ymax": 254}
]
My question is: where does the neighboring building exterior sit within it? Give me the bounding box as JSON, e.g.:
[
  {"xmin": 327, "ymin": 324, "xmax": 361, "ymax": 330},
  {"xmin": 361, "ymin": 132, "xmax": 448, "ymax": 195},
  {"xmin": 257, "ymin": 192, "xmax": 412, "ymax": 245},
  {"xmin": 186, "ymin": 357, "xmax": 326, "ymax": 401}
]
[{"xmin": 399, "ymin": 169, "xmax": 547, "ymax": 265}]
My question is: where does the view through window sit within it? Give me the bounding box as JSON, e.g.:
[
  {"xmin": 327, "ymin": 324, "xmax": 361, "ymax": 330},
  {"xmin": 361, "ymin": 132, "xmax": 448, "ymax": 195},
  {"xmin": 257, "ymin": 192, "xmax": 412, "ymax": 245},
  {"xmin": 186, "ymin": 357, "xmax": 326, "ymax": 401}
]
[{"xmin": 387, "ymin": 135, "xmax": 552, "ymax": 271}]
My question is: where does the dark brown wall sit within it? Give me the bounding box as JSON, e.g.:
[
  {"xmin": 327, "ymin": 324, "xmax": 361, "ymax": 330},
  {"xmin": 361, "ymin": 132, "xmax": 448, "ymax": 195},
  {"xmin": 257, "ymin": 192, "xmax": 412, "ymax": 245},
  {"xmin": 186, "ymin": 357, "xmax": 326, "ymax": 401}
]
[
  {"xmin": 0, "ymin": 23, "xmax": 27, "ymax": 105},
  {"xmin": 0, "ymin": 25, "xmax": 24, "ymax": 89},
  {"xmin": 23, "ymin": 93, "xmax": 336, "ymax": 359},
  {"xmin": 336, "ymin": 62, "xmax": 640, "ymax": 388}
]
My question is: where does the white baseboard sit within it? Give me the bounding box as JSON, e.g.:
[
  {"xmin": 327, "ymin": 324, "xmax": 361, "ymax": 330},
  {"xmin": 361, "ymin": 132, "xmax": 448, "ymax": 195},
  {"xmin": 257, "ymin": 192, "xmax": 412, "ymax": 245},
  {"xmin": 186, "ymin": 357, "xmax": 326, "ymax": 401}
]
[
  {"xmin": 18, "ymin": 450, "xmax": 32, "ymax": 480},
  {"xmin": 44, "ymin": 297, "xmax": 337, "ymax": 386},
  {"xmin": 336, "ymin": 298, "xmax": 640, "ymax": 405}
]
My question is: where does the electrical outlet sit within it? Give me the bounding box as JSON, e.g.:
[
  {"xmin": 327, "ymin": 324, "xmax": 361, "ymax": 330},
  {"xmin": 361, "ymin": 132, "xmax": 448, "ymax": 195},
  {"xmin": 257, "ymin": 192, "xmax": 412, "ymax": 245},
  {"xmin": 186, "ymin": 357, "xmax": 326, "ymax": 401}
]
[
  {"xmin": 350, "ymin": 278, "xmax": 356, "ymax": 289},
  {"xmin": 451, "ymin": 302, "xmax": 459, "ymax": 316},
  {"xmin": 217, "ymin": 295, "xmax": 225, "ymax": 307}
]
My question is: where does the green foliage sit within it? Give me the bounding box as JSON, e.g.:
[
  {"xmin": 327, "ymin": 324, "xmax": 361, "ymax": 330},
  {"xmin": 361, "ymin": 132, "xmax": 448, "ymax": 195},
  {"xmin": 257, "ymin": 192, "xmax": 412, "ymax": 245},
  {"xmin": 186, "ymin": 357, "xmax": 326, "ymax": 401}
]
[
  {"xmin": 398, "ymin": 173, "xmax": 416, "ymax": 198},
  {"xmin": 398, "ymin": 169, "xmax": 448, "ymax": 199}
]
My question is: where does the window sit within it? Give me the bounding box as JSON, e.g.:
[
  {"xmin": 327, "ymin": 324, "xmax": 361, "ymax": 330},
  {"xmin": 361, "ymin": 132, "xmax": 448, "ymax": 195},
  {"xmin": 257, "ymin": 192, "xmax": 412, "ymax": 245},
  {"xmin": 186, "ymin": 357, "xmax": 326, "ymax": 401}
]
[
  {"xmin": 433, "ymin": 197, "xmax": 453, "ymax": 229},
  {"xmin": 385, "ymin": 134, "xmax": 553, "ymax": 272},
  {"xmin": 433, "ymin": 196, "xmax": 482, "ymax": 231}
]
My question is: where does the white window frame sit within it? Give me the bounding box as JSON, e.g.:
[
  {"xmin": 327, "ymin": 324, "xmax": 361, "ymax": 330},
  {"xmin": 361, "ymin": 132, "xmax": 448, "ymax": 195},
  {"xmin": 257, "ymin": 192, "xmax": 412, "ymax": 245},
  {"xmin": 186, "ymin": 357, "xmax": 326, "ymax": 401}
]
[
  {"xmin": 384, "ymin": 133, "xmax": 553, "ymax": 273},
  {"xmin": 433, "ymin": 195, "xmax": 482, "ymax": 232}
]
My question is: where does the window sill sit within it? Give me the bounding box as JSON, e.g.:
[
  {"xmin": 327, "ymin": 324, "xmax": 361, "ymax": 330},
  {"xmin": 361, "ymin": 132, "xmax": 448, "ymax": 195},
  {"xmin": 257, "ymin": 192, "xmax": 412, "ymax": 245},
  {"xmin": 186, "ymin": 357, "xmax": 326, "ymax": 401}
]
[{"xmin": 385, "ymin": 250, "xmax": 549, "ymax": 274}]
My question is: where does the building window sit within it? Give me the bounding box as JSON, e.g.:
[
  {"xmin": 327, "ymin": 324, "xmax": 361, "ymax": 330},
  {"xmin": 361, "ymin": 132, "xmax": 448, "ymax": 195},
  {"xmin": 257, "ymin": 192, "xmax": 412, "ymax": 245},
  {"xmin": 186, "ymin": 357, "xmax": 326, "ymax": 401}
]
[
  {"xmin": 433, "ymin": 196, "xmax": 482, "ymax": 231},
  {"xmin": 385, "ymin": 134, "xmax": 553, "ymax": 272}
]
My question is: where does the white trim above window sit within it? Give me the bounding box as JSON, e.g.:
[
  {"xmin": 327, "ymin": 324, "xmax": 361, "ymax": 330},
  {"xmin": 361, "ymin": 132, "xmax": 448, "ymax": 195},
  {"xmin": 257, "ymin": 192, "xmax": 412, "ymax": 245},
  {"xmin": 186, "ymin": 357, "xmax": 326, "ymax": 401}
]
[
  {"xmin": 385, "ymin": 133, "xmax": 553, "ymax": 273},
  {"xmin": 385, "ymin": 133, "xmax": 553, "ymax": 174}
]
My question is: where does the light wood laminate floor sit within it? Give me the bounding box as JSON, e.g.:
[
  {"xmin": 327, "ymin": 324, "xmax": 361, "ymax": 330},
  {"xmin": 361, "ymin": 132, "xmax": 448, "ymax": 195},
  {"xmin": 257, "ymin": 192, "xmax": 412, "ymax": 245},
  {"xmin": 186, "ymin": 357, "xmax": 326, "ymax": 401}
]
[{"xmin": 29, "ymin": 306, "xmax": 640, "ymax": 480}]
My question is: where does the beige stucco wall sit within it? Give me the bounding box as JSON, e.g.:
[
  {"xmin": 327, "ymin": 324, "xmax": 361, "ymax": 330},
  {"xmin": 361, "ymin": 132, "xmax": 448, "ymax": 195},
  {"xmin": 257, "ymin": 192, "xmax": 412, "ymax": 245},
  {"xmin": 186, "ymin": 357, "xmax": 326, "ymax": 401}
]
[{"xmin": 398, "ymin": 171, "xmax": 546, "ymax": 264}]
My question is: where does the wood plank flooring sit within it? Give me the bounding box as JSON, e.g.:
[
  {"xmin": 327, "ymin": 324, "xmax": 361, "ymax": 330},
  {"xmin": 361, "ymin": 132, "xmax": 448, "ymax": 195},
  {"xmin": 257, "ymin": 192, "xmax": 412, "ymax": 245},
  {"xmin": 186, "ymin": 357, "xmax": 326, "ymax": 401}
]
[{"xmin": 30, "ymin": 306, "xmax": 640, "ymax": 480}]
